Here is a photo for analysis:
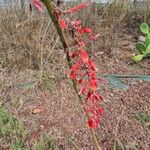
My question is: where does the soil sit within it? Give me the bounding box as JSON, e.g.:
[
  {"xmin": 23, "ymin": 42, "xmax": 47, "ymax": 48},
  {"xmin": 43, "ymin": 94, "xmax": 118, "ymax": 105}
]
[{"xmin": 0, "ymin": 26, "xmax": 150, "ymax": 150}]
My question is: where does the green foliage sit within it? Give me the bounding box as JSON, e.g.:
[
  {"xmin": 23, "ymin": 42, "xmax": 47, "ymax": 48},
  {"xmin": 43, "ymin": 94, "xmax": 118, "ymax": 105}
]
[
  {"xmin": 0, "ymin": 107, "xmax": 26, "ymax": 149},
  {"xmin": 0, "ymin": 107, "xmax": 59, "ymax": 149},
  {"xmin": 132, "ymin": 54, "xmax": 144, "ymax": 62},
  {"xmin": 11, "ymin": 139, "xmax": 25, "ymax": 150},
  {"xmin": 135, "ymin": 112, "xmax": 150, "ymax": 130},
  {"xmin": 34, "ymin": 134, "xmax": 58, "ymax": 150},
  {"xmin": 42, "ymin": 71, "xmax": 57, "ymax": 91},
  {"xmin": 15, "ymin": 120, "xmax": 27, "ymax": 138},
  {"xmin": 140, "ymin": 23, "xmax": 149, "ymax": 35},
  {"xmin": 132, "ymin": 23, "xmax": 150, "ymax": 62},
  {"xmin": 0, "ymin": 107, "xmax": 14, "ymax": 136},
  {"xmin": 0, "ymin": 107, "xmax": 26, "ymax": 137},
  {"xmin": 135, "ymin": 42, "xmax": 146, "ymax": 53}
]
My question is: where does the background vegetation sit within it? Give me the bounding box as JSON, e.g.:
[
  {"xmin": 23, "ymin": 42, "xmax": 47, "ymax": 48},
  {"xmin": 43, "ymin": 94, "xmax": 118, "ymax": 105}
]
[{"xmin": 0, "ymin": 0, "xmax": 149, "ymax": 149}]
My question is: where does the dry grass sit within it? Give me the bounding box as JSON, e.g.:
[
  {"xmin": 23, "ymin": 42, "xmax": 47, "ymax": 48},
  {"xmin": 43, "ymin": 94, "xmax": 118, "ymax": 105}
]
[
  {"xmin": 0, "ymin": 1, "xmax": 150, "ymax": 71},
  {"xmin": 0, "ymin": 7, "xmax": 62, "ymax": 72}
]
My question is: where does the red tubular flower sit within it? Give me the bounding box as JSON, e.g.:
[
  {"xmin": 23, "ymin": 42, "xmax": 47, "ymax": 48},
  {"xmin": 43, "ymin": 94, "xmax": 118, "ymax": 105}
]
[
  {"xmin": 90, "ymin": 79, "xmax": 97, "ymax": 91},
  {"xmin": 97, "ymin": 107, "xmax": 103, "ymax": 116},
  {"xmin": 72, "ymin": 20, "xmax": 81, "ymax": 26},
  {"xmin": 70, "ymin": 61, "xmax": 80, "ymax": 72},
  {"xmin": 87, "ymin": 91, "xmax": 93, "ymax": 99},
  {"xmin": 89, "ymin": 34, "xmax": 100, "ymax": 41},
  {"xmin": 89, "ymin": 70, "xmax": 96, "ymax": 80},
  {"xmin": 85, "ymin": 106, "xmax": 93, "ymax": 113},
  {"xmin": 71, "ymin": 51, "xmax": 79, "ymax": 58},
  {"xmin": 65, "ymin": 3, "xmax": 89, "ymax": 14},
  {"xmin": 59, "ymin": 19, "xmax": 68, "ymax": 29},
  {"xmin": 78, "ymin": 86, "xmax": 87, "ymax": 95},
  {"xmin": 82, "ymin": 91, "xmax": 93, "ymax": 106},
  {"xmin": 88, "ymin": 60, "xmax": 96, "ymax": 71},
  {"xmin": 32, "ymin": 0, "xmax": 43, "ymax": 13},
  {"xmin": 78, "ymin": 40, "xmax": 85, "ymax": 47},
  {"xmin": 82, "ymin": 28, "xmax": 93, "ymax": 33},
  {"xmin": 88, "ymin": 117, "xmax": 100, "ymax": 129},
  {"xmin": 71, "ymin": 72, "xmax": 77, "ymax": 79},
  {"xmin": 80, "ymin": 49, "xmax": 89, "ymax": 63},
  {"xmin": 79, "ymin": 27, "xmax": 93, "ymax": 34},
  {"xmin": 78, "ymin": 79, "xmax": 82, "ymax": 84}
]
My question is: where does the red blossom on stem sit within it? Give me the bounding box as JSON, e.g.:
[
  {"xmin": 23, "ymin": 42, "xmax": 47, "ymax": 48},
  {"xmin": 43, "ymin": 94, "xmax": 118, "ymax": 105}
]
[
  {"xmin": 33, "ymin": 0, "xmax": 103, "ymax": 129},
  {"xmin": 79, "ymin": 27, "xmax": 93, "ymax": 34},
  {"xmin": 89, "ymin": 34, "xmax": 100, "ymax": 41},
  {"xmin": 59, "ymin": 18, "xmax": 68, "ymax": 29},
  {"xmin": 90, "ymin": 79, "xmax": 97, "ymax": 91},
  {"xmin": 32, "ymin": 0, "xmax": 43, "ymax": 13},
  {"xmin": 72, "ymin": 20, "xmax": 81, "ymax": 26},
  {"xmin": 65, "ymin": 3, "xmax": 89, "ymax": 14},
  {"xmin": 78, "ymin": 86, "xmax": 87, "ymax": 95},
  {"xmin": 71, "ymin": 72, "xmax": 77, "ymax": 79},
  {"xmin": 64, "ymin": 3, "xmax": 103, "ymax": 127},
  {"xmin": 80, "ymin": 49, "xmax": 89, "ymax": 63},
  {"xmin": 70, "ymin": 51, "xmax": 79, "ymax": 58},
  {"xmin": 88, "ymin": 117, "xmax": 100, "ymax": 129},
  {"xmin": 88, "ymin": 60, "xmax": 96, "ymax": 71}
]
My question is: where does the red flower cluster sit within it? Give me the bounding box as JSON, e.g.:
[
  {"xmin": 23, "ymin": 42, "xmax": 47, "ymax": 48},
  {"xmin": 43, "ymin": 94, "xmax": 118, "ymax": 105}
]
[
  {"xmin": 32, "ymin": 1, "xmax": 103, "ymax": 129},
  {"xmin": 64, "ymin": 4, "xmax": 103, "ymax": 128},
  {"xmin": 70, "ymin": 47, "xmax": 103, "ymax": 128}
]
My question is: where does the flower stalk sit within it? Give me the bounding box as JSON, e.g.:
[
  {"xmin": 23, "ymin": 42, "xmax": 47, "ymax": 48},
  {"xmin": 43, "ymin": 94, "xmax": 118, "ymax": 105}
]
[{"xmin": 34, "ymin": 0, "xmax": 103, "ymax": 149}]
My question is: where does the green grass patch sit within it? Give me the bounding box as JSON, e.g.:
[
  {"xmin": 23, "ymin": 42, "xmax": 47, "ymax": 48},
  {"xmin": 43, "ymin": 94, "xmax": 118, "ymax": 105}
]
[
  {"xmin": 0, "ymin": 107, "xmax": 58, "ymax": 150},
  {"xmin": 41, "ymin": 71, "xmax": 57, "ymax": 91},
  {"xmin": 0, "ymin": 107, "xmax": 26, "ymax": 149},
  {"xmin": 135, "ymin": 112, "xmax": 150, "ymax": 130},
  {"xmin": 34, "ymin": 134, "xmax": 58, "ymax": 150}
]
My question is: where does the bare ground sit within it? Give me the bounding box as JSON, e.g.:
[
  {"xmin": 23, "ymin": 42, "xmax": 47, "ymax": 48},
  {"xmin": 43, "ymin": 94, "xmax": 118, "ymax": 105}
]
[{"xmin": 0, "ymin": 33, "xmax": 150, "ymax": 149}]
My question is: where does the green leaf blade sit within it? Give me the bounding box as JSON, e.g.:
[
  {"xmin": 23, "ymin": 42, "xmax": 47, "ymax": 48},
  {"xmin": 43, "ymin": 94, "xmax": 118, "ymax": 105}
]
[
  {"xmin": 140, "ymin": 23, "xmax": 149, "ymax": 35},
  {"xmin": 145, "ymin": 44, "xmax": 150, "ymax": 55},
  {"xmin": 132, "ymin": 54, "xmax": 144, "ymax": 62},
  {"xmin": 145, "ymin": 35, "xmax": 150, "ymax": 47},
  {"xmin": 136, "ymin": 42, "xmax": 146, "ymax": 54}
]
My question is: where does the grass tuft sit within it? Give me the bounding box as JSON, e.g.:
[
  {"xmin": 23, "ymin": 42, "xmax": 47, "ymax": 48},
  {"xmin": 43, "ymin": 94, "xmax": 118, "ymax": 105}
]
[
  {"xmin": 135, "ymin": 112, "xmax": 150, "ymax": 130},
  {"xmin": 34, "ymin": 134, "xmax": 58, "ymax": 150}
]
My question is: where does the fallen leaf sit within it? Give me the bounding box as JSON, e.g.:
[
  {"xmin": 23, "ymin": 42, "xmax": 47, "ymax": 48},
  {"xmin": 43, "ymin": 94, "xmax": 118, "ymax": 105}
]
[{"xmin": 31, "ymin": 107, "xmax": 44, "ymax": 114}]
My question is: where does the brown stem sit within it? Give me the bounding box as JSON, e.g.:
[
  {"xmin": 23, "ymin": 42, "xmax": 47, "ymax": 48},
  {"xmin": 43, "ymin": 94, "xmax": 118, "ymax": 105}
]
[{"xmin": 41, "ymin": 1, "xmax": 102, "ymax": 149}]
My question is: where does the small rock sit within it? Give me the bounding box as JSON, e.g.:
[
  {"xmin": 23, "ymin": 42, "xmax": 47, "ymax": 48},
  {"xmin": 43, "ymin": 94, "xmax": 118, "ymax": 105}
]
[{"xmin": 138, "ymin": 36, "xmax": 145, "ymax": 42}]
